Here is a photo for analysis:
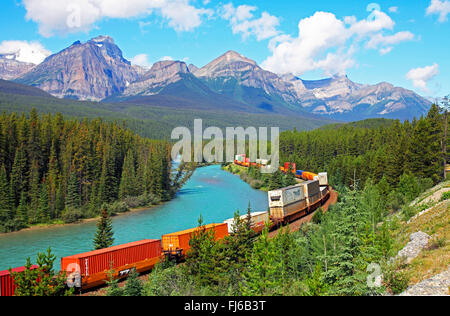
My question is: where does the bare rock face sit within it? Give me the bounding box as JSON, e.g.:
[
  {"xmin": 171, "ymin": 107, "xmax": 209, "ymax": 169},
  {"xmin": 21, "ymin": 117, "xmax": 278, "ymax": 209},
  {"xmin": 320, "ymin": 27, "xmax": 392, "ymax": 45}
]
[
  {"xmin": 0, "ymin": 55, "xmax": 35, "ymax": 80},
  {"xmin": 16, "ymin": 36, "xmax": 141, "ymax": 101},
  {"xmin": 123, "ymin": 60, "xmax": 190, "ymax": 96},
  {"xmin": 194, "ymin": 51, "xmax": 306, "ymax": 104},
  {"xmin": 396, "ymin": 231, "xmax": 431, "ymax": 264}
]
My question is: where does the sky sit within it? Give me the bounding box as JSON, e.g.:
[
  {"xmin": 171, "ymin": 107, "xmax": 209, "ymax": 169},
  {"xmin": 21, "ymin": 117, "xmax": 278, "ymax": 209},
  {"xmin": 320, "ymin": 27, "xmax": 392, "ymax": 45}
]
[{"xmin": 0, "ymin": 0, "xmax": 448, "ymax": 98}]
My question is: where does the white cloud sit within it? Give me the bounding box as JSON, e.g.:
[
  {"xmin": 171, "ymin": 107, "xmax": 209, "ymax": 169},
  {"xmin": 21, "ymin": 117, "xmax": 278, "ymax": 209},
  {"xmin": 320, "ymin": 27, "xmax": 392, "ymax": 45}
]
[
  {"xmin": 220, "ymin": 3, "xmax": 280, "ymax": 41},
  {"xmin": 161, "ymin": 56, "xmax": 174, "ymax": 61},
  {"xmin": 426, "ymin": 0, "xmax": 450, "ymax": 22},
  {"xmin": 22, "ymin": 0, "xmax": 213, "ymax": 37},
  {"xmin": 406, "ymin": 63, "xmax": 439, "ymax": 92},
  {"xmin": 262, "ymin": 10, "xmax": 413, "ymax": 76},
  {"xmin": 0, "ymin": 40, "xmax": 51, "ymax": 64},
  {"xmin": 366, "ymin": 31, "xmax": 415, "ymax": 54},
  {"xmin": 389, "ymin": 7, "xmax": 398, "ymax": 13},
  {"xmin": 130, "ymin": 54, "xmax": 152, "ymax": 68}
]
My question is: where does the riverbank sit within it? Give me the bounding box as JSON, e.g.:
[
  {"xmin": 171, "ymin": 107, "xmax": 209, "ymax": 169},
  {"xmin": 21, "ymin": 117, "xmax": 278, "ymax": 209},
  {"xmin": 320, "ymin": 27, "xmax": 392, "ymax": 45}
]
[
  {"xmin": 222, "ymin": 164, "xmax": 270, "ymax": 191},
  {"xmin": 0, "ymin": 204, "xmax": 163, "ymax": 237}
]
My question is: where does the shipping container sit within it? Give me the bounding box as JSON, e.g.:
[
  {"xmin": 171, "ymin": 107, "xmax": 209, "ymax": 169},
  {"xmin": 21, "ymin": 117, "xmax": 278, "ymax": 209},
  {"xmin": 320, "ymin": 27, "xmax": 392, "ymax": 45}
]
[
  {"xmin": 268, "ymin": 184, "xmax": 305, "ymax": 208},
  {"xmin": 303, "ymin": 180, "xmax": 320, "ymax": 198},
  {"xmin": 302, "ymin": 172, "xmax": 318, "ymax": 181},
  {"xmin": 318, "ymin": 173, "xmax": 328, "ymax": 186},
  {"xmin": 224, "ymin": 211, "xmax": 270, "ymax": 233},
  {"xmin": 61, "ymin": 239, "xmax": 162, "ymax": 290},
  {"xmin": 268, "ymin": 185, "xmax": 307, "ymax": 221},
  {"xmin": 162, "ymin": 223, "xmax": 229, "ymax": 258},
  {"xmin": 0, "ymin": 265, "xmax": 39, "ymax": 296}
]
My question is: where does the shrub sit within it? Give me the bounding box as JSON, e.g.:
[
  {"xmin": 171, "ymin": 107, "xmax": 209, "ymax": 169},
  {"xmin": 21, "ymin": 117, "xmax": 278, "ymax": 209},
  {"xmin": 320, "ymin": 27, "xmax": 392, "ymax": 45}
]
[
  {"xmin": 311, "ymin": 208, "xmax": 325, "ymax": 224},
  {"xmin": 440, "ymin": 191, "xmax": 450, "ymax": 202},
  {"xmin": 106, "ymin": 201, "xmax": 129, "ymax": 215},
  {"xmin": 383, "ymin": 264, "xmax": 410, "ymax": 295},
  {"xmin": 61, "ymin": 208, "xmax": 84, "ymax": 224}
]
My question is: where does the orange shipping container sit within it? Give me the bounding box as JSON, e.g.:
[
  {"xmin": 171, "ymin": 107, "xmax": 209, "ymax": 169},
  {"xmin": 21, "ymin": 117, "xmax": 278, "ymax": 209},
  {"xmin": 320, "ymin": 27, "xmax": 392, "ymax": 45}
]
[
  {"xmin": 162, "ymin": 223, "xmax": 229, "ymax": 257},
  {"xmin": 61, "ymin": 239, "xmax": 162, "ymax": 290}
]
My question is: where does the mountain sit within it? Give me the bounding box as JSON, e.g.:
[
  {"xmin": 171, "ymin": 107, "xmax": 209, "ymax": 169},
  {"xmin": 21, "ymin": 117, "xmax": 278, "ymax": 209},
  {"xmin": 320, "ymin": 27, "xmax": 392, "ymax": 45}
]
[
  {"xmin": 16, "ymin": 36, "xmax": 141, "ymax": 101},
  {"xmin": 10, "ymin": 36, "xmax": 431, "ymax": 121},
  {"xmin": 0, "ymin": 55, "xmax": 35, "ymax": 80},
  {"xmin": 292, "ymin": 75, "xmax": 432, "ymax": 120},
  {"xmin": 190, "ymin": 51, "xmax": 430, "ymax": 120}
]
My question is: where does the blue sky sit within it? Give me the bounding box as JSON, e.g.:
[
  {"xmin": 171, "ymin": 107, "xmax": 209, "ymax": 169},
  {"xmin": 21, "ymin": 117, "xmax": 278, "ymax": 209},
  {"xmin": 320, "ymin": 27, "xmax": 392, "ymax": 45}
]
[{"xmin": 0, "ymin": 0, "xmax": 449, "ymax": 97}]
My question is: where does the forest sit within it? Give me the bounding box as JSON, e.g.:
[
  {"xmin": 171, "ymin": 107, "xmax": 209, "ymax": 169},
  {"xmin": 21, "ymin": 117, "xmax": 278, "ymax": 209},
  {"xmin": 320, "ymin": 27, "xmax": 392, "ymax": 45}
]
[
  {"xmin": 280, "ymin": 104, "xmax": 449, "ymax": 189},
  {"xmin": 0, "ymin": 109, "xmax": 178, "ymax": 233}
]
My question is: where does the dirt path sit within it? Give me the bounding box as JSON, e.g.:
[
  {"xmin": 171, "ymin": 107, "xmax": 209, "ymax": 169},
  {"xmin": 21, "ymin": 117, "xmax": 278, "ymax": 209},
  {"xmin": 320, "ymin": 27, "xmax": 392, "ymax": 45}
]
[{"xmin": 268, "ymin": 189, "xmax": 338, "ymax": 238}]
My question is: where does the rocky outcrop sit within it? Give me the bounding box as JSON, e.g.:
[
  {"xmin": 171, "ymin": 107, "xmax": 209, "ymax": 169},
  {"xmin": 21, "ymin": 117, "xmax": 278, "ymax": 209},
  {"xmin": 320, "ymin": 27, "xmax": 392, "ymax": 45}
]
[
  {"xmin": 193, "ymin": 50, "xmax": 431, "ymax": 119},
  {"xmin": 0, "ymin": 56, "xmax": 35, "ymax": 80},
  {"xmin": 395, "ymin": 231, "xmax": 430, "ymax": 264},
  {"xmin": 123, "ymin": 60, "xmax": 191, "ymax": 96},
  {"xmin": 400, "ymin": 267, "xmax": 449, "ymax": 296},
  {"xmin": 16, "ymin": 36, "xmax": 141, "ymax": 101}
]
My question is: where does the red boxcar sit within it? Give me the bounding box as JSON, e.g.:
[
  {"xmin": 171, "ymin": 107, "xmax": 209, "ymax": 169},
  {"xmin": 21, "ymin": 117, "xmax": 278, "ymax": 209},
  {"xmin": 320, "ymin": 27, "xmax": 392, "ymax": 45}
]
[
  {"xmin": 61, "ymin": 239, "xmax": 162, "ymax": 290},
  {"xmin": 0, "ymin": 265, "xmax": 39, "ymax": 296}
]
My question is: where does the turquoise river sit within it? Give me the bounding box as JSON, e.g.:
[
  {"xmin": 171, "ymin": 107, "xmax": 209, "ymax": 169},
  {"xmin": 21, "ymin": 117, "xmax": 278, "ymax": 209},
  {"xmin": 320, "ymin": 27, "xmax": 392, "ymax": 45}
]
[{"xmin": 0, "ymin": 165, "xmax": 268, "ymax": 270}]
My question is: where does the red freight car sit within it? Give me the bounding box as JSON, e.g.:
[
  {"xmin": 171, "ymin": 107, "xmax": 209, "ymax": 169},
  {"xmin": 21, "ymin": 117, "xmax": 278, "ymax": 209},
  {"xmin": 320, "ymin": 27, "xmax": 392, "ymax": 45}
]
[
  {"xmin": 162, "ymin": 223, "xmax": 229, "ymax": 259},
  {"xmin": 0, "ymin": 265, "xmax": 39, "ymax": 296},
  {"xmin": 61, "ymin": 239, "xmax": 162, "ymax": 290}
]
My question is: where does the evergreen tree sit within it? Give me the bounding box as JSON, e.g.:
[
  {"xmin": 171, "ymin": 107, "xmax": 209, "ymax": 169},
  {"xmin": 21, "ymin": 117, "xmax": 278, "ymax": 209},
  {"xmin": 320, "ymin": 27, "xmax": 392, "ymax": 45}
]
[
  {"xmin": 123, "ymin": 269, "xmax": 143, "ymax": 296},
  {"xmin": 93, "ymin": 209, "xmax": 115, "ymax": 250},
  {"xmin": 38, "ymin": 180, "xmax": 50, "ymax": 223},
  {"xmin": 119, "ymin": 150, "xmax": 137, "ymax": 199},
  {"xmin": 65, "ymin": 171, "xmax": 81, "ymax": 210},
  {"xmin": 0, "ymin": 164, "xmax": 14, "ymax": 210}
]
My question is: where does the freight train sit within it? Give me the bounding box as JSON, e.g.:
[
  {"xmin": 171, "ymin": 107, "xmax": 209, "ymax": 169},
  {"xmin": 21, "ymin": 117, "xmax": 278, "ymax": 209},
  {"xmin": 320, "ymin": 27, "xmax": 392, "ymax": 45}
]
[
  {"xmin": 233, "ymin": 154, "xmax": 328, "ymax": 186},
  {"xmin": 1, "ymin": 157, "xmax": 332, "ymax": 296}
]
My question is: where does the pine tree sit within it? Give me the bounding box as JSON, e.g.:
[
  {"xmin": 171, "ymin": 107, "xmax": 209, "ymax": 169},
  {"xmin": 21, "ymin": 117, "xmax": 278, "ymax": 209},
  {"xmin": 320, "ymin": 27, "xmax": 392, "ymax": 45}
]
[
  {"xmin": 38, "ymin": 180, "xmax": 50, "ymax": 223},
  {"xmin": 93, "ymin": 209, "xmax": 115, "ymax": 250},
  {"xmin": 66, "ymin": 171, "xmax": 81, "ymax": 210},
  {"xmin": 9, "ymin": 146, "xmax": 28, "ymax": 206},
  {"xmin": 16, "ymin": 191, "xmax": 28, "ymax": 224},
  {"xmin": 123, "ymin": 269, "xmax": 143, "ymax": 296},
  {"xmin": 0, "ymin": 164, "xmax": 14, "ymax": 210},
  {"xmin": 119, "ymin": 150, "xmax": 137, "ymax": 199}
]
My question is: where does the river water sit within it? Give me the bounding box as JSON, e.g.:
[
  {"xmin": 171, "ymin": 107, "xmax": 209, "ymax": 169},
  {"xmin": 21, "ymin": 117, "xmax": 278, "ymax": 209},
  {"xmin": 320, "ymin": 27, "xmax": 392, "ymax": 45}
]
[{"xmin": 0, "ymin": 165, "xmax": 268, "ymax": 270}]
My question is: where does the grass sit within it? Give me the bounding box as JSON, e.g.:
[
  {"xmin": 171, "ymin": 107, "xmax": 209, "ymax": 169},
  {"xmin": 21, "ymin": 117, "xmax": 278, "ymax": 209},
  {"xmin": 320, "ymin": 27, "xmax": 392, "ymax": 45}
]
[{"xmin": 389, "ymin": 181, "xmax": 450, "ymax": 285}]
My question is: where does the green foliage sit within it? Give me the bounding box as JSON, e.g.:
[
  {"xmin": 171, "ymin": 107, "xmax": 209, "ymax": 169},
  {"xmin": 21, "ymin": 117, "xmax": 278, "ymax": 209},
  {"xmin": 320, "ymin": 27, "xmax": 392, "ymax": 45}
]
[
  {"xmin": 383, "ymin": 262, "xmax": 410, "ymax": 295},
  {"xmin": 123, "ymin": 269, "xmax": 143, "ymax": 296},
  {"xmin": 105, "ymin": 269, "xmax": 124, "ymax": 297},
  {"xmin": 11, "ymin": 248, "xmax": 73, "ymax": 296},
  {"xmin": 280, "ymin": 106, "xmax": 447, "ymax": 188},
  {"xmin": 0, "ymin": 110, "xmax": 173, "ymax": 232},
  {"xmin": 93, "ymin": 209, "xmax": 115, "ymax": 250},
  {"xmin": 440, "ymin": 191, "xmax": 450, "ymax": 201}
]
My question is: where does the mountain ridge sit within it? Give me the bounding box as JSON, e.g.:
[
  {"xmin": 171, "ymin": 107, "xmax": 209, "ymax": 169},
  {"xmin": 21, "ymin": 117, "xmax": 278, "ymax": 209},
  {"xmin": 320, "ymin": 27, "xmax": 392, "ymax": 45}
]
[{"xmin": 5, "ymin": 35, "xmax": 432, "ymax": 121}]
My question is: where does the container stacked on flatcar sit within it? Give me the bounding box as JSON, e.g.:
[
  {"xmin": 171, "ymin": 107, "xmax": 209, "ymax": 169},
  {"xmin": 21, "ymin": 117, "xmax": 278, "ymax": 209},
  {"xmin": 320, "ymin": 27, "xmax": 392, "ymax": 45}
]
[
  {"xmin": 162, "ymin": 223, "xmax": 229, "ymax": 259},
  {"xmin": 268, "ymin": 184, "xmax": 308, "ymax": 224},
  {"xmin": 223, "ymin": 211, "xmax": 271, "ymax": 234},
  {"xmin": 61, "ymin": 239, "xmax": 162, "ymax": 290},
  {"xmin": 304, "ymin": 180, "xmax": 321, "ymax": 206}
]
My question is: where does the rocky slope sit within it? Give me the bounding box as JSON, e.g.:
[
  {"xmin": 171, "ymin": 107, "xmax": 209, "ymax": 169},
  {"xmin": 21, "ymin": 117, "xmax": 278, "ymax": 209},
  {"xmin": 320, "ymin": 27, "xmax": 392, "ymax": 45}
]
[
  {"xmin": 10, "ymin": 36, "xmax": 431, "ymax": 120},
  {"xmin": 16, "ymin": 36, "xmax": 141, "ymax": 101},
  {"xmin": 123, "ymin": 60, "xmax": 191, "ymax": 96},
  {"xmin": 0, "ymin": 55, "xmax": 35, "ymax": 80}
]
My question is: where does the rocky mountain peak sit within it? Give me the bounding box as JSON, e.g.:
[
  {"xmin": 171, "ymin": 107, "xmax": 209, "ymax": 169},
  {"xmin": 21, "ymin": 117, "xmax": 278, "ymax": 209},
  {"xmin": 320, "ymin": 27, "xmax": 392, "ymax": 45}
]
[
  {"xmin": 16, "ymin": 36, "xmax": 140, "ymax": 101},
  {"xmin": 0, "ymin": 56, "xmax": 35, "ymax": 80},
  {"xmin": 123, "ymin": 60, "xmax": 190, "ymax": 97}
]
